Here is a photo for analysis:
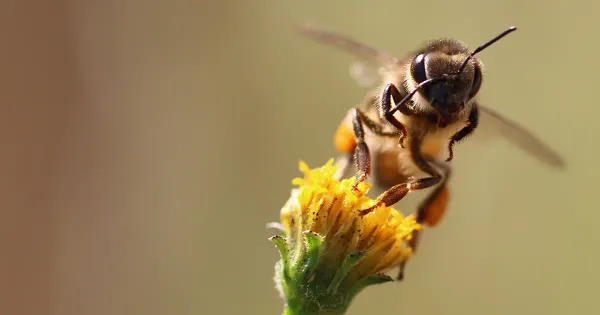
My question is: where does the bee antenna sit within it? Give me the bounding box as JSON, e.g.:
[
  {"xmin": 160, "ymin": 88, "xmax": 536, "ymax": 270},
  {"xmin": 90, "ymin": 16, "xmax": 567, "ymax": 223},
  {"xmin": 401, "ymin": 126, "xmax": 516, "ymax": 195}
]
[
  {"xmin": 458, "ymin": 26, "xmax": 517, "ymax": 73},
  {"xmin": 390, "ymin": 78, "xmax": 441, "ymax": 115}
]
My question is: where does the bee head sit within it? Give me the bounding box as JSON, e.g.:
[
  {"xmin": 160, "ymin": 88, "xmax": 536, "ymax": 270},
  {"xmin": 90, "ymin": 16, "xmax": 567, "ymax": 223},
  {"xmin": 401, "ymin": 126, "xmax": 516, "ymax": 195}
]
[
  {"xmin": 405, "ymin": 27, "xmax": 517, "ymax": 124},
  {"xmin": 410, "ymin": 42, "xmax": 483, "ymax": 114}
]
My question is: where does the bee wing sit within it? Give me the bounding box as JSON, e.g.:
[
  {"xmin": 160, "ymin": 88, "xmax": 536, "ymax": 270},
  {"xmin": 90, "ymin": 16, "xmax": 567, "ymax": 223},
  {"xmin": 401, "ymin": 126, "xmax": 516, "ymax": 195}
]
[
  {"xmin": 296, "ymin": 22, "xmax": 400, "ymax": 87},
  {"xmin": 476, "ymin": 105, "xmax": 566, "ymax": 170},
  {"xmin": 296, "ymin": 22, "xmax": 400, "ymax": 65},
  {"xmin": 348, "ymin": 60, "xmax": 383, "ymax": 87}
]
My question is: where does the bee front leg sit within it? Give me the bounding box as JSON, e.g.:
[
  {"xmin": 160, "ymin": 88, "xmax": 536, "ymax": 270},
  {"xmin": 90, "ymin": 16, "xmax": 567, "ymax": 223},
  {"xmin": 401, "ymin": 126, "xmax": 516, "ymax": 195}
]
[
  {"xmin": 381, "ymin": 83, "xmax": 412, "ymax": 148},
  {"xmin": 447, "ymin": 104, "xmax": 479, "ymax": 162}
]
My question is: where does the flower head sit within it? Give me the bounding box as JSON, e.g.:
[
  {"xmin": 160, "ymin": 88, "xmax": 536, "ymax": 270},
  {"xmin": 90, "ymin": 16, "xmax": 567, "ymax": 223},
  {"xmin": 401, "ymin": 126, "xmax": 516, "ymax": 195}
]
[{"xmin": 270, "ymin": 159, "xmax": 422, "ymax": 315}]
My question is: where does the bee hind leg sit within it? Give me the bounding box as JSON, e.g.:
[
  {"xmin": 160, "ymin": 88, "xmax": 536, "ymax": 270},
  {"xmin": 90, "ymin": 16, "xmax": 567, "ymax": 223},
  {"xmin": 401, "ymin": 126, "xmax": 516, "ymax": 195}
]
[
  {"xmin": 356, "ymin": 138, "xmax": 447, "ymax": 280},
  {"xmin": 415, "ymin": 158, "xmax": 452, "ymax": 228},
  {"xmin": 398, "ymin": 158, "xmax": 451, "ymax": 281}
]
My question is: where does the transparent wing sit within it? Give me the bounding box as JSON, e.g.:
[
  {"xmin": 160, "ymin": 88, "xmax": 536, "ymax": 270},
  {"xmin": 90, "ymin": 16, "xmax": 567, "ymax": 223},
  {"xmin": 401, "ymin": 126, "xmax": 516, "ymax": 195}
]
[
  {"xmin": 476, "ymin": 105, "xmax": 566, "ymax": 170},
  {"xmin": 296, "ymin": 22, "xmax": 400, "ymax": 88},
  {"xmin": 296, "ymin": 22, "xmax": 400, "ymax": 65},
  {"xmin": 349, "ymin": 60, "xmax": 381, "ymax": 87}
]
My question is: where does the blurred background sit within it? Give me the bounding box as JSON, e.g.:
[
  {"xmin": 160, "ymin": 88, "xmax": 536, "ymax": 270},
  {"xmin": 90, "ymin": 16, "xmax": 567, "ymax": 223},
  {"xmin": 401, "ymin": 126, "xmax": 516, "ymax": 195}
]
[{"xmin": 1, "ymin": 0, "xmax": 598, "ymax": 314}]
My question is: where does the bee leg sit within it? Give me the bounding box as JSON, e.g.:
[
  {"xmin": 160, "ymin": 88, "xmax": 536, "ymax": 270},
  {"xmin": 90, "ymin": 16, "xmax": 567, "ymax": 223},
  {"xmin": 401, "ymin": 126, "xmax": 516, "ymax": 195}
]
[
  {"xmin": 415, "ymin": 158, "xmax": 451, "ymax": 226},
  {"xmin": 351, "ymin": 108, "xmax": 372, "ymax": 187},
  {"xmin": 381, "ymin": 83, "xmax": 412, "ymax": 148},
  {"xmin": 358, "ymin": 137, "xmax": 444, "ymax": 280},
  {"xmin": 359, "ymin": 136, "xmax": 442, "ymax": 214},
  {"xmin": 396, "ymin": 259, "xmax": 409, "ymax": 281},
  {"xmin": 358, "ymin": 173, "xmax": 441, "ymax": 216},
  {"xmin": 397, "ymin": 158, "xmax": 451, "ymax": 281},
  {"xmin": 354, "ymin": 108, "xmax": 401, "ymax": 137},
  {"xmin": 350, "ymin": 108, "xmax": 400, "ymax": 187},
  {"xmin": 403, "ymin": 159, "xmax": 451, "ymax": 274},
  {"xmin": 446, "ymin": 103, "xmax": 479, "ymax": 162}
]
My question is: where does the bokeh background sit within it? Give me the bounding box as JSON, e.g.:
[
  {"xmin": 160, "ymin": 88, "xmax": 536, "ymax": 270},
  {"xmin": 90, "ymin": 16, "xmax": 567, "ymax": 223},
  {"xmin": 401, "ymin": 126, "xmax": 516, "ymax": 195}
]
[{"xmin": 2, "ymin": 1, "xmax": 598, "ymax": 314}]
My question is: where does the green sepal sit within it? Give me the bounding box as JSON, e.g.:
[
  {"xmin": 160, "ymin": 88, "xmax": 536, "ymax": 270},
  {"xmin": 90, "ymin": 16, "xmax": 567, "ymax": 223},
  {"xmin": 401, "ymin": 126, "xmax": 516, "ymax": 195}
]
[
  {"xmin": 347, "ymin": 273, "xmax": 394, "ymax": 302},
  {"xmin": 327, "ymin": 251, "xmax": 366, "ymax": 294},
  {"xmin": 270, "ymin": 235, "xmax": 292, "ymax": 282},
  {"xmin": 272, "ymin": 234, "xmax": 397, "ymax": 315},
  {"xmin": 299, "ymin": 231, "xmax": 323, "ymax": 282}
]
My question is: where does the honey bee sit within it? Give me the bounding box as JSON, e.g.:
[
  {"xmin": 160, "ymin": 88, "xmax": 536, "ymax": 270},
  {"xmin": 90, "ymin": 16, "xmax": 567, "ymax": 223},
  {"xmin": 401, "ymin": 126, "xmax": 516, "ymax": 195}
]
[{"xmin": 298, "ymin": 23, "xmax": 566, "ymax": 278}]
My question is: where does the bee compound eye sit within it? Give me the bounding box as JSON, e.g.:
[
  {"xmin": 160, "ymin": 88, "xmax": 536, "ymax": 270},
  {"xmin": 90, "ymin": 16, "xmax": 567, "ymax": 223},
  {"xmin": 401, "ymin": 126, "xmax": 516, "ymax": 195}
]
[
  {"xmin": 411, "ymin": 53, "xmax": 427, "ymax": 84},
  {"xmin": 469, "ymin": 64, "xmax": 482, "ymax": 98}
]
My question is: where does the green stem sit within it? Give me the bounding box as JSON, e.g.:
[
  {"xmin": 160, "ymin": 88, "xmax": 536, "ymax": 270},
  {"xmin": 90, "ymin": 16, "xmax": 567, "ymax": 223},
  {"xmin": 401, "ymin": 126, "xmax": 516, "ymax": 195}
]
[
  {"xmin": 281, "ymin": 304, "xmax": 310, "ymax": 315},
  {"xmin": 282, "ymin": 305, "xmax": 295, "ymax": 315}
]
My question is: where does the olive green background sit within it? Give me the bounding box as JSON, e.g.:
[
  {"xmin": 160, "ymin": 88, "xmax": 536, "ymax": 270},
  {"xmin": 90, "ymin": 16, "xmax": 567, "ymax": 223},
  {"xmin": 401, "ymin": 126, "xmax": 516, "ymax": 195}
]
[{"xmin": 2, "ymin": 1, "xmax": 598, "ymax": 314}]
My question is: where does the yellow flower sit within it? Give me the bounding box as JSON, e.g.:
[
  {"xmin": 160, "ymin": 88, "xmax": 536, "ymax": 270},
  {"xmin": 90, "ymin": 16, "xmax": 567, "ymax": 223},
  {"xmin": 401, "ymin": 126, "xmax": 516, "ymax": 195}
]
[{"xmin": 270, "ymin": 159, "xmax": 422, "ymax": 315}]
